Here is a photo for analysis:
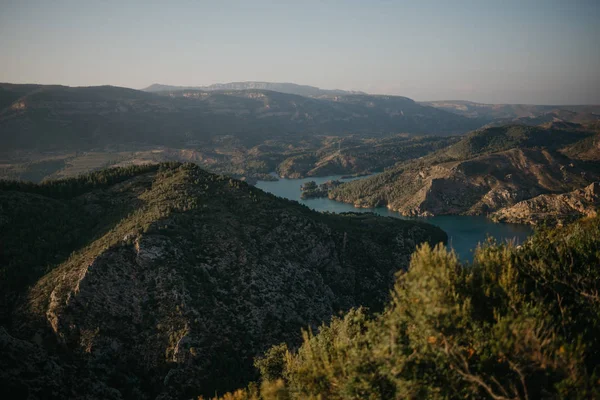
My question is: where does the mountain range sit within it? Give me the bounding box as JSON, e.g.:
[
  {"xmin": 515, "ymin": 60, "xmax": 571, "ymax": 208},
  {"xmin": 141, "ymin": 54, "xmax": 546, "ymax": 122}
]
[
  {"xmin": 2, "ymin": 82, "xmax": 597, "ymax": 157},
  {"xmin": 0, "ymin": 83, "xmax": 480, "ymax": 155},
  {"xmin": 143, "ymin": 81, "xmax": 366, "ymax": 97}
]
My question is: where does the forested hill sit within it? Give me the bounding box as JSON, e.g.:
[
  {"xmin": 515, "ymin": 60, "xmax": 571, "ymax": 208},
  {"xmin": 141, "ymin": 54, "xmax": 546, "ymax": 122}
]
[
  {"xmin": 0, "ymin": 163, "xmax": 445, "ymax": 399},
  {"xmin": 0, "ymin": 83, "xmax": 478, "ymax": 152}
]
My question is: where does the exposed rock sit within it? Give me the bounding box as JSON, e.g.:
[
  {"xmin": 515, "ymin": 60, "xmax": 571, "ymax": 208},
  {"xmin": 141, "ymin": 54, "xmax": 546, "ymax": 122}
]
[
  {"xmin": 331, "ymin": 148, "xmax": 598, "ymax": 216},
  {"xmin": 492, "ymin": 182, "xmax": 600, "ymax": 225},
  {"xmin": 0, "ymin": 83, "xmax": 477, "ymax": 155},
  {"xmin": 329, "ymin": 125, "xmax": 600, "ymax": 216}
]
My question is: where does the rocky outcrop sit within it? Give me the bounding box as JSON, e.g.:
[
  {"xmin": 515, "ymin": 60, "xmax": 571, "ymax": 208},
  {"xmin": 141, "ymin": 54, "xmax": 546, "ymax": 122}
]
[
  {"xmin": 331, "ymin": 148, "xmax": 598, "ymax": 216},
  {"xmin": 491, "ymin": 182, "xmax": 600, "ymax": 225},
  {"xmin": 329, "ymin": 124, "xmax": 600, "ymax": 217}
]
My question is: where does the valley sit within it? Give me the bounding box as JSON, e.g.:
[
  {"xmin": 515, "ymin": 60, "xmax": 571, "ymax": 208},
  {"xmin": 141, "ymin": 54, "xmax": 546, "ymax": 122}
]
[
  {"xmin": 3, "ymin": 0, "xmax": 600, "ymax": 396},
  {"xmin": 1, "ymin": 82, "xmax": 599, "ymax": 399},
  {"xmin": 256, "ymin": 174, "xmax": 532, "ymax": 261},
  {"xmin": 0, "ymin": 83, "xmax": 478, "ymax": 155},
  {"xmin": 0, "ymin": 134, "xmax": 459, "ymax": 183}
]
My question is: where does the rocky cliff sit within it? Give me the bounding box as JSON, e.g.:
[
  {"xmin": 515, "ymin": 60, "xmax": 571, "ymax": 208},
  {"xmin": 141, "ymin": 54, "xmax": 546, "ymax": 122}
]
[
  {"xmin": 331, "ymin": 148, "xmax": 597, "ymax": 216},
  {"xmin": 0, "ymin": 163, "xmax": 446, "ymax": 399},
  {"xmin": 491, "ymin": 181, "xmax": 600, "ymax": 225}
]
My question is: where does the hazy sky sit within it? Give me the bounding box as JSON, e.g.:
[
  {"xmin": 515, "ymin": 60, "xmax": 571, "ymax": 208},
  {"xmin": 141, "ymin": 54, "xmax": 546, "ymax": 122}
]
[{"xmin": 1, "ymin": 0, "xmax": 599, "ymax": 104}]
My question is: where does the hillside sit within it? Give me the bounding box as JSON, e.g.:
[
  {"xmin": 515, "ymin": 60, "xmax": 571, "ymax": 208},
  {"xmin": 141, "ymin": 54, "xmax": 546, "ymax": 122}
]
[
  {"xmin": 213, "ymin": 215, "xmax": 600, "ymax": 399},
  {"xmin": 421, "ymin": 100, "xmax": 600, "ymax": 126},
  {"xmin": 0, "ymin": 83, "xmax": 477, "ymax": 154},
  {"xmin": 0, "ymin": 134, "xmax": 459, "ymax": 184},
  {"xmin": 436, "ymin": 124, "xmax": 593, "ymax": 160},
  {"xmin": 0, "ymin": 163, "xmax": 445, "ymax": 399},
  {"xmin": 421, "ymin": 100, "xmax": 558, "ymax": 119},
  {"xmin": 329, "ymin": 125, "xmax": 600, "ymax": 215},
  {"xmin": 560, "ymin": 131, "xmax": 600, "ymax": 161},
  {"xmin": 492, "ymin": 181, "xmax": 600, "ymax": 225},
  {"xmin": 275, "ymin": 135, "xmax": 459, "ymax": 178}
]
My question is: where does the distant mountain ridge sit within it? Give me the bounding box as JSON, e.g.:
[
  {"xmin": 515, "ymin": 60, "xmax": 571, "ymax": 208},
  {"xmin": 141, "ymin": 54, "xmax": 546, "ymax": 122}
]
[
  {"xmin": 0, "ymin": 83, "xmax": 477, "ymax": 153},
  {"xmin": 143, "ymin": 81, "xmax": 366, "ymax": 97},
  {"xmin": 421, "ymin": 100, "xmax": 600, "ymax": 126}
]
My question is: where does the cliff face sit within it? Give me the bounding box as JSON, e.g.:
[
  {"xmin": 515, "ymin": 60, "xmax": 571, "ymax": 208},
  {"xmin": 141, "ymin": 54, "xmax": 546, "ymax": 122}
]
[
  {"xmin": 1, "ymin": 163, "xmax": 446, "ymax": 399},
  {"xmin": 491, "ymin": 182, "xmax": 600, "ymax": 225}
]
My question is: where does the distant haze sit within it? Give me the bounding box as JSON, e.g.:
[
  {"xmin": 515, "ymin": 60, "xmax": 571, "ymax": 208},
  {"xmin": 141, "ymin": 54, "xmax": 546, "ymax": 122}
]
[{"xmin": 1, "ymin": 0, "xmax": 598, "ymax": 104}]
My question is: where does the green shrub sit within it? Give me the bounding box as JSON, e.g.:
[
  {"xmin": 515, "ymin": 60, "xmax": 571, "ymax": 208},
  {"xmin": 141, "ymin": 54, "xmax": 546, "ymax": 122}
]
[{"xmin": 213, "ymin": 216, "xmax": 600, "ymax": 399}]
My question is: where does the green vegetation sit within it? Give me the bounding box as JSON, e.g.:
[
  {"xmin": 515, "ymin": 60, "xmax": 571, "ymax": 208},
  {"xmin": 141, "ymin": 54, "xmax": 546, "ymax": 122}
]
[
  {"xmin": 1, "ymin": 163, "xmax": 445, "ymax": 399},
  {"xmin": 560, "ymin": 132, "xmax": 600, "ymax": 162},
  {"xmin": 300, "ymin": 180, "xmax": 341, "ymax": 199},
  {"xmin": 440, "ymin": 125, "xmax": 593, "ymax": 161},
  {"xmin": 0, "ymin": 158, "xmax": 67, "ymax": 182},
  {"xmin": 0, "ymin": 163, "xmax": 168, "ymax": 324},
  {"xmin": 0, "ymin": 163, "xmax": 161, "ymax": 198},
  {"xmin": 276, "ymin": 135, "xmax": 459, "ymax": 179},
  {"xmin": 210, "ymin": 215, "xmax": 600, "ymax": 399}
]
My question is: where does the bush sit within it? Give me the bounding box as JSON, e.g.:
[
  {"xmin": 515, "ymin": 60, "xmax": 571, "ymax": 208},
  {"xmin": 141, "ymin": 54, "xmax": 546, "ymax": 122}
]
[{"xmin": 212, "ymin": 216, "xmax": 600, "ymax": 399}]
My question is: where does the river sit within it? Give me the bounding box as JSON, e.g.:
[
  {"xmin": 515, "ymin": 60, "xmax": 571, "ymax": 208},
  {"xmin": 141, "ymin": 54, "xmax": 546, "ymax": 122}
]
[{"xmin": 256, "ymin": 174, "xmax": 533, "ymax": 261}]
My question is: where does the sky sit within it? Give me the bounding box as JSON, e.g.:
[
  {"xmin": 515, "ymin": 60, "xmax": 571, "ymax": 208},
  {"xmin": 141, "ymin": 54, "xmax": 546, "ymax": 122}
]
[{"xmin": 0, "ymin": 0, "xmax": 599, "ymax": 104}]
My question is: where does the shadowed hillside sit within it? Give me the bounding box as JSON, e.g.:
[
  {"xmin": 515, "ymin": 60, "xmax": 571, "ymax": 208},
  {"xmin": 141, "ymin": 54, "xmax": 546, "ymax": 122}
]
[{"xmin": 0, "ymin": 163, "xmax": 445, "ymax": 399}]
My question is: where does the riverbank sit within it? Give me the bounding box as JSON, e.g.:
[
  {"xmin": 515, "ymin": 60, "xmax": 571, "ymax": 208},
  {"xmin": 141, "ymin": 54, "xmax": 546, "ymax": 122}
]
[{"xmin": 256, "ymin": 174, "xmax": 532, "ymax": 260}]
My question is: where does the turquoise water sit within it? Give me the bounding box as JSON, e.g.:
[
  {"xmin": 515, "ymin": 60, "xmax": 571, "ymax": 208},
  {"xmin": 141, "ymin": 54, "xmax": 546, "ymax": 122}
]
[{"xmin": 256, "ymin": 174, "xmax": 533, "ymax": 261}]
